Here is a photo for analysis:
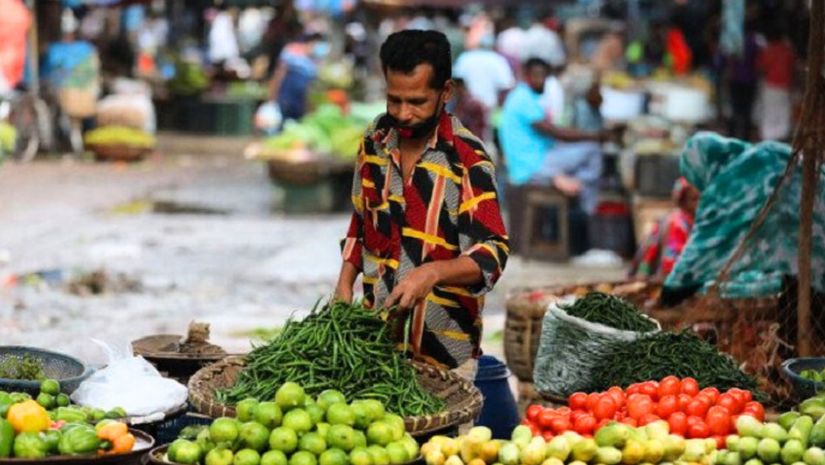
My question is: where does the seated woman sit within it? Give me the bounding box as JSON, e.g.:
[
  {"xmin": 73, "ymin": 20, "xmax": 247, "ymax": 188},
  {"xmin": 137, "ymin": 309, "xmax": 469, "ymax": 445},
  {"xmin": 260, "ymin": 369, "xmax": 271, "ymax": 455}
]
[
  {"xmin": 630, "ymin": 177, "xmax": 699, "ymax": 279},
  {"xmin": 661, "ymin": 132, "xmax": 825, "ymax": 303}
]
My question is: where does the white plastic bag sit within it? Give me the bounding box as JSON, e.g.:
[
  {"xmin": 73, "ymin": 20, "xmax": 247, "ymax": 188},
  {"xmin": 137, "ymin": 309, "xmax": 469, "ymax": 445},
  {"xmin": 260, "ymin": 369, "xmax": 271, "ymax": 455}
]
[
  {"xmin": 71, "ymin": 339, "xmax": 188, "ymax": 420},
  {"xmin": 254, "ymin": 101, "xmax": 282, "ymax": 134}
]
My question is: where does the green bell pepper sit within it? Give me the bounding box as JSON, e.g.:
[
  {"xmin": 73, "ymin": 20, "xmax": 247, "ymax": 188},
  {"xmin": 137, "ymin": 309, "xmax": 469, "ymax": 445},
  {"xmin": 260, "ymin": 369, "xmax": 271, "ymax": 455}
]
[
  {"xmin": 57, "ymin": 423, "xmax": 100, "ymax": 455},
  {"xmin": 54, "ymin": 407, "xmax": 89, "ymax": 423},
  {"xmin": 0, "ymin": 418, "xmax": 13, "ymax": 457},
  {"xmin": 801, "ymin": 397, "xmax": 825, "ymax": 420},
  {"xmin": 13, "ymin": 432, "xmax": 48, "ymax": 458},
  {"xmin": 42, "ymin": 429, "xmax": 61, "ymax": 453}
]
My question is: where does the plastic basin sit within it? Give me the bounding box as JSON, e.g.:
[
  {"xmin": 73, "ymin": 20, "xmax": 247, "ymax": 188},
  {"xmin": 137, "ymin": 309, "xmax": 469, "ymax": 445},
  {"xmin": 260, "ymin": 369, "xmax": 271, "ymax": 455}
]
[{"xmin": 781, "ymin": 357, "xmax": 825, "ymax": 401}]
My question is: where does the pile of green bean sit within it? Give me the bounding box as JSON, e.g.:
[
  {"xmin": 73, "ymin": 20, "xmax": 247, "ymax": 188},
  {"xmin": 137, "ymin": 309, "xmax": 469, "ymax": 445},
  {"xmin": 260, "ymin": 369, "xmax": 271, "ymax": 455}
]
[
  {"xmin": 588, "ymin": 330, "xmax": 759, "ymax": 393},
  {"xmin": 561, "ymin": 292, "xmax": 658, "ymax": 332},
  {"xmin": 216, "ymin": 301, "xmax": 445, "ymax": 417}
]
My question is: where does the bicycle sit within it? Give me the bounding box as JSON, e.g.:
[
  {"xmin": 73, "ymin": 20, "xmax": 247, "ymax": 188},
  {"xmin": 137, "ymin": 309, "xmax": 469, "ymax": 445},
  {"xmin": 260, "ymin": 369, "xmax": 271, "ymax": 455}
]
[{"xmin": 0, "ymin": 88, "xmax": 54, "ymax": 162}]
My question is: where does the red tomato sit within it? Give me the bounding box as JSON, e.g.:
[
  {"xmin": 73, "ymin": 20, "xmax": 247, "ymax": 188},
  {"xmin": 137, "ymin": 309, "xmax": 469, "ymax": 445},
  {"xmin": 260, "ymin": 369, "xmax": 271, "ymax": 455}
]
[
  {"xmin": 694, "ymin": 395, "xmax": 714, "ymax": 409},
  {"xmin": 593, "ymin": 396, "xmax": 618, "ymax": 421},
  {"xmin": 638, "ymin": 413, "xmax": 661, "ymax": 426},
  {"xmin": 727, "ymin": 389, "xmax": 748, "ymax": 407},
  {"xmin": 569, "ymin": 392, "xmax": 588, "ymax": 410},
  {"xmin": 706, "ymin": 406, "xmax": 732, "ymax": 436},
  {"xmin": 556, "ymin": 407, "xmax": 572, "ymax": 417},
  {"xmin": 681, "ymin": 377, "xmax": 700, "ymax": 396},
  {"xmin": 574, "ymin": 415, "xmax": 598, "ymax": 435},
  {"xmin": 528, "ymin": 423, "xmax": 541, "ymax": 436},
  {"xmin": 542, "ymin": 430, "xmax": 555, "ymax": 441},
  {"xmin": 539, "ymin": 410, "xmax": 557, "ymax": 429},
  {"xmin": 626, "ymin": 383, "xmax": 641, "ymax": 395},
  {"xmin": 607, "ymin": 387, "xmax": 626, "ymax": 408},
  {"xmin": 527, "ymin": 405, "xmax": 544, "ymax": 422},
  {"xmin": 620, "ymin": 417, "xmax": 638, "ymax": 427},
  {"xmin": 742, "ymin": 402, "xmax": 765, "ymax": 422},
  {"xmin": 678, "ymin": 394, "xmax": 693, "ymax": 412},
  {"xmin": 687, "ymin": 421, "xmax": 711, "ymax": 439},
  {"xmin": 686, "ymin": 415, "xmax": 704, "ymax": 426},
  {"xmin": 550, "ymin": 416, "xmax": 572, "ymax": 434},
  {"xmin": 570, "ymin": 410, "xmax": 586, "ymax": 423},
  {"xmin": 658, "ymin": 376, "xmax": 682, "ymax": 398},
  {"xmin": 700, "ymin": 387, "xmax": 721, "ymax": 404},
  {"xmin": 717, "ymin": 393, "xmax": 740, "ymax": 414},
  {"xmin": 586, "ymin": 393, "xmax": 601, "ymax": 412},
  {"xmin": 730, "ymin": 414, "xmax": 740, "ymax": 432},
  {"xmin": 627, "ymin": 395, "xmax": 655, "ymax": 419},
  {"xmin": 713, "ymin": 435, "xmax": 727, "ymax": 449},
  {"xmin": 740, "ymin": 390, "xmax": 753, "ymax": 403},
  {"xmin": 668, "ymin": 412, "xmax": 688, "ymax": 436},
  {"xmin": 639, "ymin": 381, "xmax": 659, "ymax": 400},
  {"xmin": 657, "ymin": 395, "xmax": 679, "ymax": 419},
  {"xmin": 686, "ymin": 399, "xmax": 710, "ymax": 418}
]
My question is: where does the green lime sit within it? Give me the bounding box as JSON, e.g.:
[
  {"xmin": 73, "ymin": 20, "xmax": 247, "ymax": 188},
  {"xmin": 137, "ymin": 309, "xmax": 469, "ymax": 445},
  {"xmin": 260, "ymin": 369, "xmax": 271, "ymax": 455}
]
[
  {"xmin": 40, "ymin": 379, "xmax": 60, "ymax": 396},
  {"xmin": 315, "ymin": 422, "xmax": 331, "ymax": 439},
  {"xmin": 306, "ymin": 403, "xmax": 325, "ymax": 426},
  {"xmin": 350, "ymin": 447, "xmax": 374, "ymax": 465},
  {"xmin": 233, "ymin": 448, "xmax": 261, "ymax": 465},
  {"xmin": 275, "ymin": 382, "xmax": 306, "ymax": 411},
  {"xmin": 236, "ymin": 399, "xmax": 259, "ymax": 422},
  {"xmin": 360, "ymin": 400, "xmax": 386, "ymax": 423},
  {"xmin": 367, "ymin": 422, "xmax": 393, "ymax": 447},
  {"xmin": 353, "ymin": 430, "xmax": 367, "ymax": 449},
  {"xmin": 320, "ymin": 448, "xmax": 349, "ymax": 465},
  {"xmin": 282, "ymin": 409, "xmax": 313, "ymax": 434},
  {"xmin": 240, "ymin": 421, "xmax": 270, "ymax": 452},
  {"xmin": 299, "ymin": 432, "xmax": 328, "ymax": 455},
  {"xmin": 327, "ymin": 424, "xmax": 356, "ymax": 452},
  {"xmin": 386, "ymin": 442, "xmax": 410, "ymax": 465},
  {"xmin": 289, "ymin": 451, "xmax": 318, "ymax": 465},
  {"xmin": 210, "ymin": 417, "xmax": 241, "ymax": 444},
  {"xmin": 56, "ymin": 393, "xmax": 70, "ymax": 407},
  {"xmin": 269, "ymin": 427, "xmax": 298, "ymax": 453},
  {"xmin": 367, "ymin": 446, "xmax": 390, "ymax": 465},
  {"xmin": 170, "ymin": 439, "xmax": 203, "ymax": 465},
  {"xmin": 326, "ymin": 404, "xmax": 355, "ymax": 427},
  {"xmin": 261, "ymin": 450, "xmax": 289, "ymax": 465},
  {"xmin": 316, "ymin": 390, "xmax": 347, "ymax": 412},
  {"xmin": 36, "ymin": 393, "xmax": 55, "ymax": 410},
  {"xmin": 350, "ymin": 402, "xmax": 371, "ymax": 430},
  {"xmin": 253, "ymin": 402, "xmax": 283, "ymax": 429},
  {"xmin": 205, "ymin": 447, "xmax": 235, "ymax": 465}
]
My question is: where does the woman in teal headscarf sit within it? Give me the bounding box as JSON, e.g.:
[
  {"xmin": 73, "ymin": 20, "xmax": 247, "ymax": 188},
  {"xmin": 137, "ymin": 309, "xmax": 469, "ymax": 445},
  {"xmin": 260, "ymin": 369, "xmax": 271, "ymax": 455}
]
[{"xmin": 663, "ymin": 132, "xmax": 825, "ymax": 302}]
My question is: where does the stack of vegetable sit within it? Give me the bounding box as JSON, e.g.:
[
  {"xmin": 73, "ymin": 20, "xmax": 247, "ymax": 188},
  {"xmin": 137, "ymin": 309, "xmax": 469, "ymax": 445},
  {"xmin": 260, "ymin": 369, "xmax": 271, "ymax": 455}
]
[
  {"xmin": 0, "ymin": 379, "xmax": 134, "ymax": 459},
  {"xmin": 218, "ymin": 301, "xmax": 444, "ymax": 418},
  {"xmin": 560, "ymin": 293, "xmax": 658, "ymax": 332},
  {"xmin": 800, "ymin": 368, "xmax": 825, "ymax": 384},
  {"xmin": 167, "ymin": 381, "xmax": 420, "ymax": 465},
  {"xmin": 524, "ymin": 376, "xmax": 764, "ymax": 444},
  {"xmin": 257, "ymin": 102, "xmax": 383, "ymax": 162},
  {"xmin": 421, "ymin": 422, "xmax": 718, "ymax": 465},
  {"xmin": 715, "ymin": 413, "xmax": 825, "ymax": 465},
  {"xmin": 84, "ymin": 125, "xmax": 156, "ymax": 149}
]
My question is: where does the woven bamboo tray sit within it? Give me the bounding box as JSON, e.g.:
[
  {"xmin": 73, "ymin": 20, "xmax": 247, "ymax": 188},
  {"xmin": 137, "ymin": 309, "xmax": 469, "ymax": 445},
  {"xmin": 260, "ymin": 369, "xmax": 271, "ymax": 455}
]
[
  {"xmin": 187, "ymin": 356, "xmax": 483, "ymax": 437},
  {"xmin": 266, "ymin": 156, "xmax": 353, "ymax": 186},
  {"xmin": 88, "ymin": 144, "xmax": 152, "ymax": 163}
]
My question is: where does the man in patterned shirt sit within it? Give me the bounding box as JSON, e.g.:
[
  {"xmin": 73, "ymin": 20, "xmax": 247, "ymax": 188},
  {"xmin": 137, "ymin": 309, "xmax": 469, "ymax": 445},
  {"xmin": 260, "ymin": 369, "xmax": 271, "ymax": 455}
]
[{"xmin": 334, "ymin": 30, "xmax": 509, "ymax": 379}]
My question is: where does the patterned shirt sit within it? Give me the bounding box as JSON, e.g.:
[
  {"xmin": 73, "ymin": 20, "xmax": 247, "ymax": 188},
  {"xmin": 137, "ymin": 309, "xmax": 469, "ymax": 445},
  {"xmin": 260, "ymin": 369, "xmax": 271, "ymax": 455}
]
[{"xmin": 341, "ymin": 111, "xmax": 509, "ymax": 369}]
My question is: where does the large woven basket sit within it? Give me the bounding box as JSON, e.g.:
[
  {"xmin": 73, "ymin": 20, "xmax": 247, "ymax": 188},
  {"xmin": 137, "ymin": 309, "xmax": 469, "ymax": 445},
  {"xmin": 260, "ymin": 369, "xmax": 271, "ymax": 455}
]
[
  {"xmin": 88, "ymin": 144, "xmax": 152, "ymax": 163},
  {"xmin": 132, "ymin": 334, "xmax": 229, "ymax": 385},
  {"xmin": 267, "ymin": 156, "xmax": 353, "ymax": 186},
  {"xmin": 187, "ymin": 356, "xmax": 483, "ymax": 437}
]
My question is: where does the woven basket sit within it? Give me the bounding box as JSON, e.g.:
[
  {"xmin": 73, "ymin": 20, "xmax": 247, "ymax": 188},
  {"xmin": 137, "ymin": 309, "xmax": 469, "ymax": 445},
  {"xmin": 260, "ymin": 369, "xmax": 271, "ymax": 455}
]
[
  {"xmin": 132, "ymin": 334, "xmax": 229, "ymax": 385},
  {"xmin": 504, "ymin": 280, "xmax": 658, "ymax": 382},
  {"xmin": 187, "ymin": 357, "xmax": 483, "ymax": 437},
  {"xmin": 0, "ymin": 346, "xmax": 93, "ymax": 396},
  {"xmin": 88, "ymin": 144, "xmax": 152, "ymax": 163},
  {"xmin": 267, "ymin": 156, "xmax": 353, "ymax": 186}
]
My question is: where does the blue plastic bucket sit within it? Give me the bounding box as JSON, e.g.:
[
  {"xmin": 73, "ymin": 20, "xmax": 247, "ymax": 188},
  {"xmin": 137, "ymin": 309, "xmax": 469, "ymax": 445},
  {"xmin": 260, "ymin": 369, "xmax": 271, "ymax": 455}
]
[{"xmin": 473, "ymin": 355, "xmax": 520, "ymax": 439}]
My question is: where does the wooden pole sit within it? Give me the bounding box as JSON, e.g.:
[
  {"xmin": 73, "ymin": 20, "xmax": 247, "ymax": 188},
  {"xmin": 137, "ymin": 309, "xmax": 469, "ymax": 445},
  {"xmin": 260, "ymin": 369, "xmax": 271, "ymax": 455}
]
[{"xmin": 796, "ymin": 0, "xmax": 824, "ymax": 357}]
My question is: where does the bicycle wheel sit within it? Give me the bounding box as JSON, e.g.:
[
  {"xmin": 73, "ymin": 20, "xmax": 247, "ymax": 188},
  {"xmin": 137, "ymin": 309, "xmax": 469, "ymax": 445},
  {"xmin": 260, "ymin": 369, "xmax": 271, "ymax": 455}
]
[{"xmin": 9, "ymin": 94, "xmax": 40, "ymax": 162}]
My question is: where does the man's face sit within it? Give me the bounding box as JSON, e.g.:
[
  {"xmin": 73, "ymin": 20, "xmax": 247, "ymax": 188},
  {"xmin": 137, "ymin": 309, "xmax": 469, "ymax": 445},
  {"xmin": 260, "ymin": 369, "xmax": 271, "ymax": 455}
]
[
  {"xmin": 525, "ymin": 64, "xmax": 548, "ymax": 94},
  {"xmin": 385, "ymin": 64, "xmax": 451, "ymax": 134}
]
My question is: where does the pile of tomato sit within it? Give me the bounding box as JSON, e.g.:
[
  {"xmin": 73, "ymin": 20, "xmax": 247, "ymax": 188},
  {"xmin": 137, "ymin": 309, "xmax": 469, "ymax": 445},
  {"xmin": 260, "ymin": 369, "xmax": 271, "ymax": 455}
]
[{"xmin": 523, "ymin": 376, "xmax": 765, "ymax": 447}]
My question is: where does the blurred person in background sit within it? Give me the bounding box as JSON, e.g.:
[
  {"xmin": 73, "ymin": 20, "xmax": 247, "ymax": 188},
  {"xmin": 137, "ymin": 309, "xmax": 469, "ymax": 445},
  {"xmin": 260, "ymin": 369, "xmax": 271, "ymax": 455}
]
[
  {"xmin": 629, "ymin": 177, "xmax": 700, "ymax": 279},
  {"xmin": 267, "ymin": 33, "xmax": 320, "ymax": 122},
  {"xmin": 0, "ymin": 0, "xmax": 31, "ymax": 94},
  {"xmin": 521, "ymin": 13, "xmax": 566, "ymax": 72},
  {"xmin": 715, "ymin": 14, "xmax": 760, "ymax": 141},
  {"xmin": 450, "ymin": 78, "xmax": 487, "ymax": 139},
  {"xmin": 499, "ymin": 58, "xmax": 606, "ymax": 213},
  {"xmin": 756, "ymin": 22, "xmax": 796, "ymax": 141}
]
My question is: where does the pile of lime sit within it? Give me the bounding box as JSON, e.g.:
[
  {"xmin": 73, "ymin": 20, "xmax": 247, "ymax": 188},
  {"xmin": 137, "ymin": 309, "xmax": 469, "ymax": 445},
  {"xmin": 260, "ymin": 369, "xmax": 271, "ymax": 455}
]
[{"xmin": 167, "ymin": 382, "xmax": 420, "ymax": 465}]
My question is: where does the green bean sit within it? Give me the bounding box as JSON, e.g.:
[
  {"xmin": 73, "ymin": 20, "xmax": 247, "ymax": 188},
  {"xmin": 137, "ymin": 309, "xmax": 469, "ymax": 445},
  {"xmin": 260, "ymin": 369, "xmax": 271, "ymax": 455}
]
[{"xmin": 561, "ymin": 292, "xmax": 658, "ymax": 332}]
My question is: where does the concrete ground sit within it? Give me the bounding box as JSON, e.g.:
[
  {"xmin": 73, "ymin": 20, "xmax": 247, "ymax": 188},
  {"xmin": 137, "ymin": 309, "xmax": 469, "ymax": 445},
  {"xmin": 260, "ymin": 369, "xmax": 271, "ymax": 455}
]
[{"xmin": 0, "ymin": 133, "xmax": 625, "ymax": 368}]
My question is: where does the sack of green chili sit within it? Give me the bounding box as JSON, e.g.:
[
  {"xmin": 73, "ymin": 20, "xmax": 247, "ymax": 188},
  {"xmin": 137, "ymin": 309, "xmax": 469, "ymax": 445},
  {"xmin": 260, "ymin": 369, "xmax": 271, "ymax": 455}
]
[{"xmin": 533, "ymin": 293, "xmax": 661, "ymax": 400}]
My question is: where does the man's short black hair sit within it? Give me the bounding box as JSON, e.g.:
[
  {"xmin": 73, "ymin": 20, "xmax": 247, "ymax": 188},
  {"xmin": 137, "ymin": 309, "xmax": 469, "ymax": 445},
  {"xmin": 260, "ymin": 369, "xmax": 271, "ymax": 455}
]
[
  {"xmin": 380, "ymin": 30, "xmax": 452, "ymax": 89},
  {"xmin": 523, "ymin": 57, "xmax": 550, "ymax": 73}
]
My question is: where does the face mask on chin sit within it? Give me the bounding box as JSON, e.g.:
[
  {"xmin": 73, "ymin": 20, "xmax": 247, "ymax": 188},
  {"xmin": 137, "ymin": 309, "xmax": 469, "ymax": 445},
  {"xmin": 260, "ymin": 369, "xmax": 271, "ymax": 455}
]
[{"xmin": 390, "ymin": 93, "xmax": 445, "ymax": 140}]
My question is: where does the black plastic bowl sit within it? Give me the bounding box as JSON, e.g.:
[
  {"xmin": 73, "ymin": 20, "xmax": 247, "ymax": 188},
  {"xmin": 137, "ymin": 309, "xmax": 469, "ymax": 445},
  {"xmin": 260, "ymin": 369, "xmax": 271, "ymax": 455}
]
[
  {"xmin": 781, "ymin": 357, "xmax": 825, "ymax": 401},
  {"xmin": 0, "ymin": 346, "xmax": 93, "ymax": 396}
]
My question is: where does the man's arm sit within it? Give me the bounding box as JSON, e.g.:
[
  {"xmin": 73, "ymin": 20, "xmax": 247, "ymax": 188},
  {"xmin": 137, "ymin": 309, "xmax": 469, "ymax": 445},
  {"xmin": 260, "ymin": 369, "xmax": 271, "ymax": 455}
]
[
  {"xmin": 383, "ymin": 257, "xmax": 481, "ymax": 309},
  {"xmin": 267, "ymin": 59, "xmax": 287, "ymax": 101},
  {"xmin": 532, "ymin": 120, "xmax": 606, "ymax": 142}
]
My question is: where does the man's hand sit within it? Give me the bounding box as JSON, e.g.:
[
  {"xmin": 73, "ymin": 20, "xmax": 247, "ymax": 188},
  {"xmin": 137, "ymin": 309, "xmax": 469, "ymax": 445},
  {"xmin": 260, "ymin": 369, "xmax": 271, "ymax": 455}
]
[
  {"xmin": 334, "ymin": 261, "xmax": 359, "ymax": 304},
  {"xmin": 383, "ymin": 263, "xmax": 440, "ymax": 309},
  {"xmin": 333, "ymin": 282, "xmax": 353, "ymax": 304}
]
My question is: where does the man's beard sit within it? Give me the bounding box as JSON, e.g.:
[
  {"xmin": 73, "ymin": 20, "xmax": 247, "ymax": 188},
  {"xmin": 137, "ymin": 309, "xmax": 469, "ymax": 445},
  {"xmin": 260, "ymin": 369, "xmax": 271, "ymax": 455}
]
[{"xmin": 390, "ymin": 105, "xmax": 443, "ymax": 140}]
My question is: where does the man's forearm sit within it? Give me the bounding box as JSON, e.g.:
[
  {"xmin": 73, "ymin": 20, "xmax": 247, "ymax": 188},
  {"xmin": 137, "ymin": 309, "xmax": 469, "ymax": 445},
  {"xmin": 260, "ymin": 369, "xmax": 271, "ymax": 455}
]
[
  {"xmin": 424, "ymin": 256, "xmax": 482, "ymax": 287},
  {"xmin": 337, "ymin": 261, "xmax": 360, "ymax": 288}
]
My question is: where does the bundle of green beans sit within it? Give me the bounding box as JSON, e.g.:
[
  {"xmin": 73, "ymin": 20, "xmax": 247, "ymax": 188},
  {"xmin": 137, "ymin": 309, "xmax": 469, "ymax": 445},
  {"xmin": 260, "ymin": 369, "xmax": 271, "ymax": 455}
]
[
  {"xmin": 561, "ymin": 292, "xmax": 658, "ymax": 332},
  {"xmin": 588, "ymin": 330, "xmax": 759, "ymax": 393},
  {"xmin": 216, "ymin": 301, "xmax": 445, "ymax": 417}
]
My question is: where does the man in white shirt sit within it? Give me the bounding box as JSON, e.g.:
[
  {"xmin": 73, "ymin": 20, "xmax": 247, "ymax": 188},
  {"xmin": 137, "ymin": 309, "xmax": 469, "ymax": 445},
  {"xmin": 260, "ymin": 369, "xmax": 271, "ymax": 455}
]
[{"xmin": 452, "ymin": 34, "xmax": 515, "ymax": 111}]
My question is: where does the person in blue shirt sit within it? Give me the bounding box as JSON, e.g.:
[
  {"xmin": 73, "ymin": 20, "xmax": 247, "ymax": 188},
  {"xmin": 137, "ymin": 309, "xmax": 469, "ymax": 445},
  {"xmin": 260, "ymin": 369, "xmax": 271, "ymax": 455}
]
[
  {"xmin": 267, "ymin": 33, "xmax": 320, "ymax": 122},
  {"xmin": 498, "ymin": 58, "xmax": 605, "ymax": 213}
]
